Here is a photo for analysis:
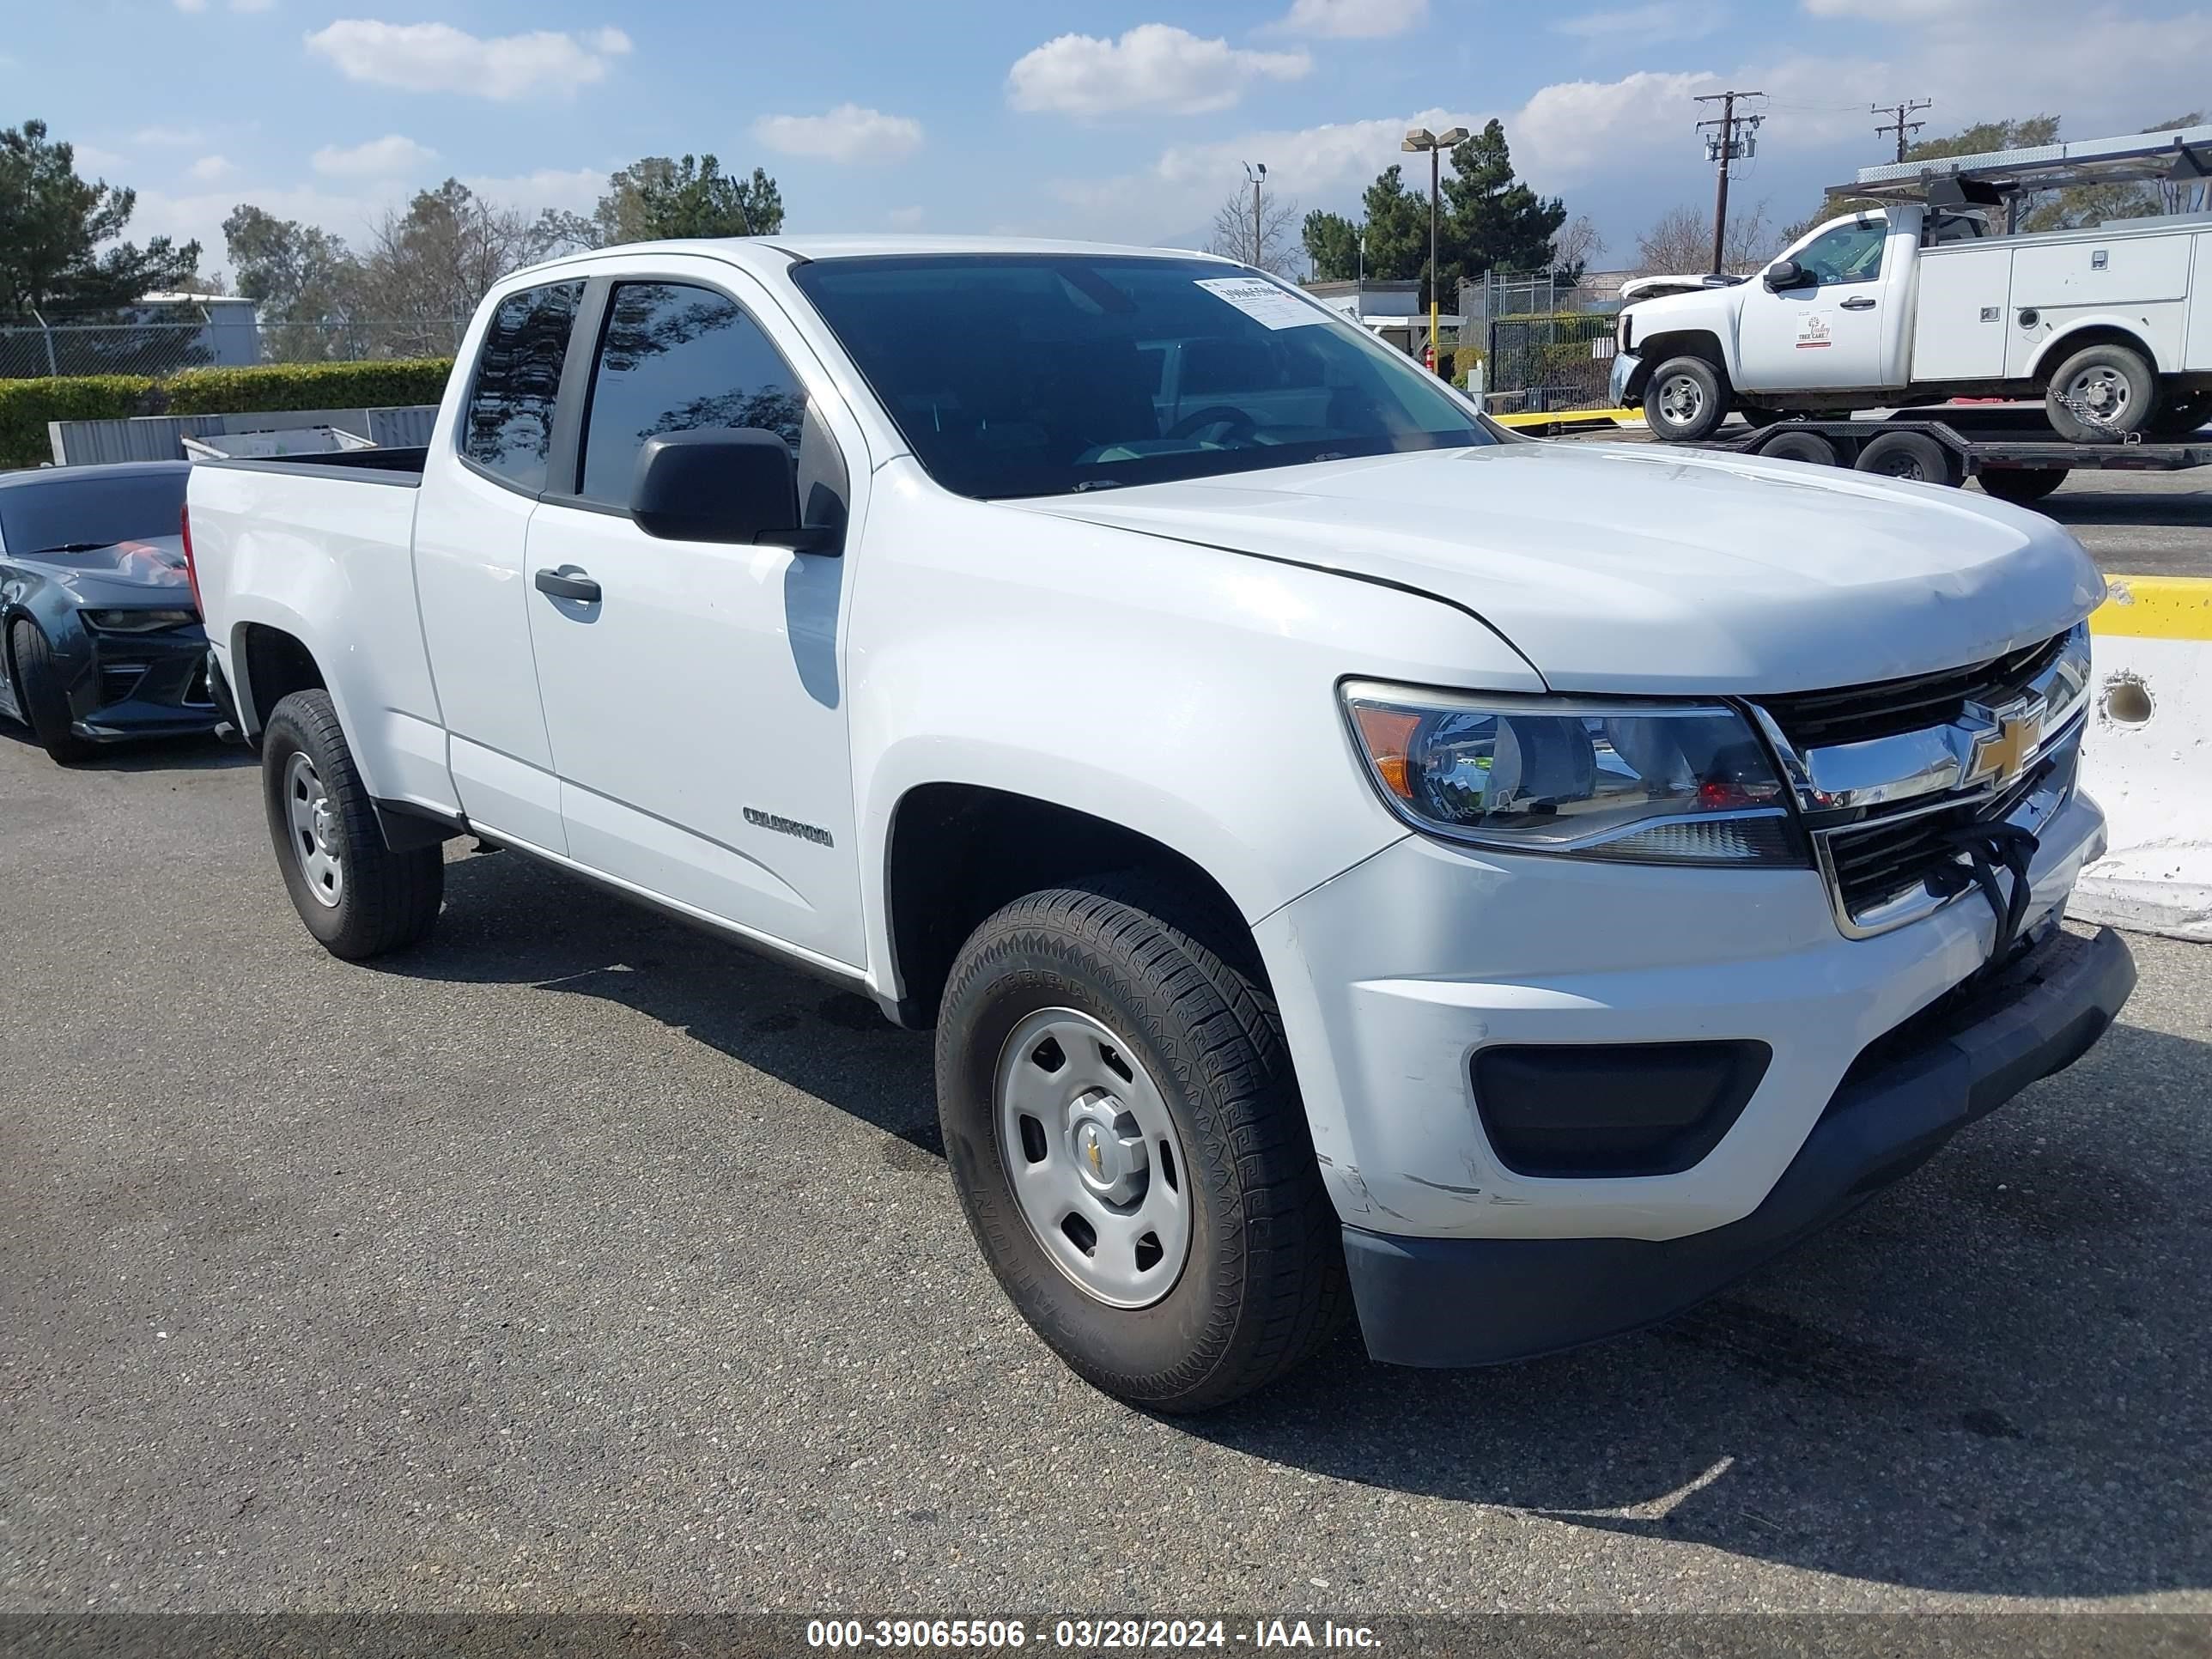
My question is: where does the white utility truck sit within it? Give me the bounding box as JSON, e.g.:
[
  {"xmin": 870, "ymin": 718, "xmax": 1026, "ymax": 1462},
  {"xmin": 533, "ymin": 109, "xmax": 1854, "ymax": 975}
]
[
  {"xmin": 185, "ymin": 237, "xmax": 2133, "ymax": 1410},
  {"xmin": 1615, "ymin": 125, "xmax": 2212, "ymax": 483}
]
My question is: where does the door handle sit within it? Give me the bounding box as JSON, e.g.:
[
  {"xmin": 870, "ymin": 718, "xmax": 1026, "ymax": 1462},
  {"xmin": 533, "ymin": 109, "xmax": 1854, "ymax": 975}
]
[
  {"xmin": 534, "ymin": 567, "xmax": 601, "ymax": 603},
  {"xmin": 1838, "ymin": 296, "xmax": 1877, "ymax": 312}
]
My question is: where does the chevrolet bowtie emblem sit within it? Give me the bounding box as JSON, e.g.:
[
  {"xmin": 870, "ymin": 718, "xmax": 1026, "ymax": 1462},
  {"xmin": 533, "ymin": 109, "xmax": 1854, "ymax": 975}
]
[
  {"xmin": 1964, "ymin": 699, "xmax": 2045, "ymax": 787},
  {"xmin": 1086, "ymin": 1137, "xmax": 1104, "ymax": 1175}
]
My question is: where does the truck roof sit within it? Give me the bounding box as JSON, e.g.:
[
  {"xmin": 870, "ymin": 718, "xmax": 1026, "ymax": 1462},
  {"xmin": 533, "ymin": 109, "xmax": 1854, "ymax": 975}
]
[{"xmin": 507, "ymin": 234, "xmax": 1239, "ymax": 285}]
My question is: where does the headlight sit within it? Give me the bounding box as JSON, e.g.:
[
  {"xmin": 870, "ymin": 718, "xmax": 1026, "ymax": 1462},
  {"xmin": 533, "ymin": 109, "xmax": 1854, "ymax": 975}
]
[
  {"xmin": 82, "ymin": 609, "xmax": 197, "ymax": 633},
  {"xmin": 1342, "ymin": 683, "xmax": 1802, "ymax": 866}
]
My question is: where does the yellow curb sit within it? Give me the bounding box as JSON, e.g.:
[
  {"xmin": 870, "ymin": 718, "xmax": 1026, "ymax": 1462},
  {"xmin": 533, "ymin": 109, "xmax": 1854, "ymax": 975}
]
[
  {"xmin": 1491, "ymin": 408, "xmax": 1639, "ymax": 431},
  {"xmin": 2091, "ymin": 575, "xmax": 2212, "ymax": 641}
]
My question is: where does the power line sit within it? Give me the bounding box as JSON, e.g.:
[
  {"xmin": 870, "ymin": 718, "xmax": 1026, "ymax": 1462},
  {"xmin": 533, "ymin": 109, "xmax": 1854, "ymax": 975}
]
[
  {"xmin": 1873, "ymin": 98, "xmax": 1933, "ymax": 163},
  {"xmin": 1695, "ymin": 90, "xmax": 1765, "ymax": 274}
]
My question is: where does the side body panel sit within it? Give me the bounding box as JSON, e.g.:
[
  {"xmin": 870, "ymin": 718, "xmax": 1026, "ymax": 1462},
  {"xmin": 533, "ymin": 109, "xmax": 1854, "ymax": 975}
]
[
  {"xmin": 1911, "ymin": 243, "xmax": 2014, "ymax": 380},
  {"xmin": 2009, "ymin": 222, "xmax": 2197, "ymax": 380},
  {"xmin": 190, "ymin": 465, "xmax": 456, "ymax": 816}
]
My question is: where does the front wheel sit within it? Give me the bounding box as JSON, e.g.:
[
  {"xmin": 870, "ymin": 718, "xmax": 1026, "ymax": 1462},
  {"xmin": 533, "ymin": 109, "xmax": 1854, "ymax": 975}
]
[
  {"xmin": 261, "ymin": 689, "xmax": 442, "ymax": 960},
  {"xmin": 8, "ymin": 619, "xmax": 94, "ymax": 764},
  {"xmin": 935, "ymin": 880, "xmax": 1347, "ymax": 1412},
  {"xmin": 1643, "ymin": 356, "xmax": 1731, "ymax": 442}
]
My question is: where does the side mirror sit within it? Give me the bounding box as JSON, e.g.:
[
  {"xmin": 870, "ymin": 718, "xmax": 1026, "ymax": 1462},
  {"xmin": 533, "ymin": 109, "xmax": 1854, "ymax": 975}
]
[
  {"xmin": 629, "ymin": 428, "xmax": 818, "ymax": 548},
  {"xmin": 1763, "ymin": 258, "xmax": 1807, "ymax": 292}
]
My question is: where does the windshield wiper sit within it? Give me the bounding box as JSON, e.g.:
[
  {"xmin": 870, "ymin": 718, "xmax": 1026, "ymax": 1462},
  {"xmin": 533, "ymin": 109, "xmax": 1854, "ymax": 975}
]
[
  {"xmin": 26, "ymin": 542, "xmax": 110, "ymax": 556},
  {"xmin": 1069, "ymin": 479, "xmax": 1127, "ymax": 493}
]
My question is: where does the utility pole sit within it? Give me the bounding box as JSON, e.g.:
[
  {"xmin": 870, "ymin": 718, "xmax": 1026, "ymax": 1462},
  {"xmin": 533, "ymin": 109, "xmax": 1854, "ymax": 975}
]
[
  {"xmin": 1243, "ymin": 161, "xmax": 1267, "ymax": 267},
  {"xmin": 1874, "ymin": 99, "xmax": 1932, "ymax": 163},
  {"xmin": 1695, "ymin": 90, "xmax": 1764, "ymax": 275}
]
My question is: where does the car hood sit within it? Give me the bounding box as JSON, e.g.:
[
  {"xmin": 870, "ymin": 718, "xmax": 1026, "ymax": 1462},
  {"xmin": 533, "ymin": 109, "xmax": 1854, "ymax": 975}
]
[
  {"xmin": 14, "ymin": 534, "xmax": 193, "ymax": 605},
  {"xmin": 1014, "ymin": 442, "xmax": 2103, "ymax": 695}
]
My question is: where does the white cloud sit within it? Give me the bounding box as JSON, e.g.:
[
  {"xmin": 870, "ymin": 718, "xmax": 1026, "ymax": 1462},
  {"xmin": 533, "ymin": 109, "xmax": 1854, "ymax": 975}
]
[
  {"xmin": 887, "ymin": 205, "xmax": 925, "ymax": 229},
  {"xmin": 73, "ymin": 144, "xmax": 131, "ymax": 174},
  {"xmin": 1007, "ymin": 25, "xmax": 1310, "ymax": 118},
  {"xmin": 304, "ymin": 19, "xmax": 633, "ymax": 100},
  {"xmin": 312, "ymin": 134, "xmax": 438, "ymax": 178},
  {"xmin": 461, "ymin": 167, "xmax": 607, "ymax": 218},
  {"xmin": 230, "ymin": 0, "xmax": 276, "ymax": 12},
  {"xmin": 173, "ymin": 0, "xmax": 208, "ymax": 11},
  {"xmin": 185, "ymin": 155, "xmax": 236, "ymax": 184},
  {"xmin": 1272, "ymin": 0, "xmax": 1428, "ymax": 37},
  {"xmin": 752, "ymin": 104, "xmax": 924, "ymax": 164},
  {"xmin": 1802, "ymin": 0, "xmax": 1991, "ymax": 15},
  {"xmin": 1553, "ymin": 2, "xmax": 1725, "ymax": 41},
  {"xmin": 133, "ymin": 125, "xmax": 210, "ymax": 147}
]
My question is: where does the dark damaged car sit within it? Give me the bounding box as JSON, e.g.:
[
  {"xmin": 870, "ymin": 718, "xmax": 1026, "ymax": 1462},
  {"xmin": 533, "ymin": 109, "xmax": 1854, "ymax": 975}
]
[{"xmin": 0, "ymin": 461, "xmax": 216, "ymax": 763}]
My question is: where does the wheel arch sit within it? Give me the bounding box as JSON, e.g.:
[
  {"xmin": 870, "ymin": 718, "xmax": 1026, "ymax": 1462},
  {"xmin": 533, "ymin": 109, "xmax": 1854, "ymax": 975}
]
[
  {"xmin": 228, "ymin": 617, "xmax": 327, "ymax": 738},
  {"xmin": 881, "ymin": 781, "xmax": 1261, "ymax": 1030},
  {"xmin": 2026, "ymin": 319, "xmax": 2160, "ymax": 385},
  {"xmin": 1629, "ymin": 329, "xmax": 1731, "ymax": 400}
]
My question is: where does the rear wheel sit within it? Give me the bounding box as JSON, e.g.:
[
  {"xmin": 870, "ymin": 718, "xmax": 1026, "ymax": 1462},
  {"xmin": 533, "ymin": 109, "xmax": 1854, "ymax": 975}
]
[
  {"xmin": 1855, "ymin": 429, "xmax": 1959, "ymax": 486},
  {"xmin": 2045, "ymin": 343, "xmax": 2160, "ymax": 443},
  {"xmin": 2150, "ymin": 392, "xmax": 2210, "ymax": 438},
  {"xmin": 1976, "ymin": 467, "xmax": 2068, "ymax": 506},
  {"xmin": 1643, "ymin": 356, "xmax": 1730, "ymax": 442},
  {"xmin": 261, "ymin": 689, "xmax": 442, "ymax": 960},
  {"xmin": 935, "ymin": 878, "xmax": 1347, "ymax": 1412},
  {"xmin": 1758, "ymin": 430, "xmax": 1840, "ymax": 467},
  {"xmin": 7, "ymin": 619, "xmax": 94, "ymax": 764}
]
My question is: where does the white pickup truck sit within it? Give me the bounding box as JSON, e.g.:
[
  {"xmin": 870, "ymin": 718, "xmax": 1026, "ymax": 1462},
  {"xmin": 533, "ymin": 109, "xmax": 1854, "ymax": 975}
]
[
  {"xmin": 1614, "ymin": 197, "xmax": 2212, "ymax": 444},
  {"xmin": 186, "ymin": 236, "xmax": 2135, "ymax": 1410}
]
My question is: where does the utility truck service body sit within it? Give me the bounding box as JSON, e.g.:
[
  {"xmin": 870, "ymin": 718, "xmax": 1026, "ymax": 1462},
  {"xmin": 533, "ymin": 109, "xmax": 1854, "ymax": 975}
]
[
  {"xmin": 187, "ymin": 236, "xmax": 2134, "ymax": 1410},
  {"xmin": 1616, "ymin": 124, "xmax": 2212, "ymax": 446}
]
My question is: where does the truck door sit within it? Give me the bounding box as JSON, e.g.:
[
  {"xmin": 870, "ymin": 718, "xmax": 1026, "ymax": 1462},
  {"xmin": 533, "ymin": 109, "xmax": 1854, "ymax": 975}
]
[
  {"xmin": 521, "ymin": 268, "xmax": 867, "ymax": 969},
  {"xmin": 1735, "ymin": 216, "xmax": 1899, "ymax": 394},
  {"xmin": 412, "ymin": 277, "xmax": 586, "ymax": 854}
]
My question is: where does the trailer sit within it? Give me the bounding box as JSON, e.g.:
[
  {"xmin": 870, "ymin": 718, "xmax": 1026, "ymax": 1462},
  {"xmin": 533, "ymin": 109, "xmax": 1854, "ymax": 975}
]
[{"xmin": 1687, "ymin": 404, "xmax": 2212, "ymax": 503}]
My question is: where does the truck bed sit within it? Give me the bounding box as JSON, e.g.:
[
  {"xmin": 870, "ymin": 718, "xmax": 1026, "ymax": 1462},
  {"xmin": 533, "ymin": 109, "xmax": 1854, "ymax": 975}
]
[{"xmin": 193, "ymin": 446, "xmax": 428, "ymax": 486}]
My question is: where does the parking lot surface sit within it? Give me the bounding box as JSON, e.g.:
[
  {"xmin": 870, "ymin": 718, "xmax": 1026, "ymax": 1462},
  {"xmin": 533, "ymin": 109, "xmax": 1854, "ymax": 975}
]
[{"xmin": 1, "ymin": 726, "xmax": 2207, "ymax": 1618}]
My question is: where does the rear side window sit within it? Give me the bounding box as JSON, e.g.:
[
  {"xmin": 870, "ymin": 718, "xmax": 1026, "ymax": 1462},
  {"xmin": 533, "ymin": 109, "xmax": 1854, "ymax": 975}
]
[
  {"xmin": 461, "ymin": 280, "xmax": 585, "ymax": 490},
  {"xmin": 577, "ymin": 281, "xmax": 808, "ymax": 505}
]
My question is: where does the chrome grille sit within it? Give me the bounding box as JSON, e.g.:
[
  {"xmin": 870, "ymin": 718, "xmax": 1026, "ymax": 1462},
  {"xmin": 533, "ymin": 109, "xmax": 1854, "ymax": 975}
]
[{"xmin": 1759, "ymin": 632, "xmax": 2070, "ymax": 750}]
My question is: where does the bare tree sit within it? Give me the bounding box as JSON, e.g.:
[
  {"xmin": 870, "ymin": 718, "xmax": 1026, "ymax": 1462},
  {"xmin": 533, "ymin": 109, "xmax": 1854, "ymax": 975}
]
[
  {"xmin": 1633, "ymin": 199, "xmax": 1775, "ymax": 276},
  {"xmin": 352, "ymin": 179, "xmax": 547, "ymax": 356},
  {"xmin": 1550, "ymin": 213, "xmax": 1603, "ymax": 279},
  {"xmin": 1206, "ymin": 185, "xmax": 1304, "ymax": 277}
]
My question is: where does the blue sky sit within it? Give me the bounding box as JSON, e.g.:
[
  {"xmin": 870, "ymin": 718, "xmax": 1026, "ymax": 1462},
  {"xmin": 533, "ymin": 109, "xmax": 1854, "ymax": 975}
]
[{"xmin": 7, "ymin": 0, "xmax": 2207, "ymax": 287}]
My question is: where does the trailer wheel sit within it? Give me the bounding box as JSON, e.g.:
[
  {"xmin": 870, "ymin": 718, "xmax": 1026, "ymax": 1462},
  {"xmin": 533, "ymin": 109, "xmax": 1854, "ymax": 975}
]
[
  {"xmin": 2045, "ymin": 343, "xmax": 2159, "ymax": 443},
  {"xmin": 1758, "ymin": 431, "xmax": 1840, "ymax": 468},
  {"xmin": 1976, "ymin": 468, "xmax": 2068, "ymax": 506},
  {"xmin": 2150, "ymin": 392, "xmax": 2210, "ymax": 438},
  {"xmin": 1644, "ymin": 356, "xmax": 1730, "ymax": 442},
  {"xmin": 1855, "ymin": 429, "xmax": 1958, "ymax": 486}
]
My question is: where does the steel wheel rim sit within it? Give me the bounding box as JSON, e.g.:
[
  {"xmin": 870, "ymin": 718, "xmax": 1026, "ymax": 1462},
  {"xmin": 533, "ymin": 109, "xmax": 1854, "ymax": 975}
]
[
  {"xmin": 1658, "ymin": 374, "xmax": 1705, "ymax": 427},
  {"xmin": 994, "ymin": 1007, "xmax": 1194, "ymax": 1310},
  {"xmin": 283, "ymin": 750, "xmax": 343, "ymax": 908},
  {"xmin": 2066, "ymin": 366, "xmax": 2129, "ymax": 425}
]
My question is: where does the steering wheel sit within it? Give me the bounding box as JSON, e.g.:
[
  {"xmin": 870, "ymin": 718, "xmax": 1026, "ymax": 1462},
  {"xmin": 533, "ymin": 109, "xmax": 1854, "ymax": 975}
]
[{"xmin": 1167, "ymin": 405, "xmax": 1261, "ymax": 444}]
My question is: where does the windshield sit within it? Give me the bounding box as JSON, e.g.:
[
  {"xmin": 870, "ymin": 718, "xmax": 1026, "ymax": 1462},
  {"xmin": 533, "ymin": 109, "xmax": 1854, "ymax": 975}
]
[
  {"xmin": 791, "ymin": 254, "xmax": 1492, "ymax": 499},
  {"xmin": 0, "ymin": 469, "xmax": 187, "ymax": 556}
]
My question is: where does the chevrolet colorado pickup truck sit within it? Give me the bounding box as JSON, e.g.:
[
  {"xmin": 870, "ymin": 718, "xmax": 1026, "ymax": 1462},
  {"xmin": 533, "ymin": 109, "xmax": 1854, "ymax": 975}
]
[{"xmin": 185, "ymin": 236, "xmax": 2136, "ymax": 1410}]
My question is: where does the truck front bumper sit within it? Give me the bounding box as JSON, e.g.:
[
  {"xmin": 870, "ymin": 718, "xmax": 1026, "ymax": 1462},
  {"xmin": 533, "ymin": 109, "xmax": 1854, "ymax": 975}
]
[
  {"xmin": 1344, "ymin": 921, "xmax": 2135, "ymax": 1366},
  {"xmin": 1608, "ymin": 349, "xmax": 1642, "ymax": 409}
]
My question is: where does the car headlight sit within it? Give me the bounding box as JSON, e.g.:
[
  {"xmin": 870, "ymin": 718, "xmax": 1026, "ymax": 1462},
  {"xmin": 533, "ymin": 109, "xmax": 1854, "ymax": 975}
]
[
  {"xmin": 1342, "ymin": 683, "xmax": 1802, "ymax": 866},
  {"xmin": 82, "ymin": 609, "xmax": 198, "ymax": 633}
]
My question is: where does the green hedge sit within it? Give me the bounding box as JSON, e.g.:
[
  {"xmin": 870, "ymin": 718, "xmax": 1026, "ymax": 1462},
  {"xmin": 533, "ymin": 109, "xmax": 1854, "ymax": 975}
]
[
  {"xmin": 0, "ymin": 358, "xmax": 454, "ymax": 468},
  {"xmin": 162, "ymin": 358, "xmax": 453, "ymax": 416}
]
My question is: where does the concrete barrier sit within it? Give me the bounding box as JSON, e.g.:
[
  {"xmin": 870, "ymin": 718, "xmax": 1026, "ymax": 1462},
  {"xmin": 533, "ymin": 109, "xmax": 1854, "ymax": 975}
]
[{"xmin": 2069, "ymin": 575, "xmax": 2212, "ymax": 942}]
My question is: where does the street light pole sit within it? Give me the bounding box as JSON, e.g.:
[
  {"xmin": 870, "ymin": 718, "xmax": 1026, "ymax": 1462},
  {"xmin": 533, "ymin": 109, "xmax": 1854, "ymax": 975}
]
[
  {"xmin": 1402, "ymin": 125, "xmax": 1468, "ymax": 374},
  {"xmin": 1242, "ymin": 161, "xmax": 1267, "ymax": 267}
]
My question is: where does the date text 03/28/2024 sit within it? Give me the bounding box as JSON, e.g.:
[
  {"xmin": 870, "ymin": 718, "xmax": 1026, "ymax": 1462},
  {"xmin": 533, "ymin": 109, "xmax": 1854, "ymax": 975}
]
[{"xmin": 805, "ymin": 1619, "xmax": 1381, "ymax": 1650}]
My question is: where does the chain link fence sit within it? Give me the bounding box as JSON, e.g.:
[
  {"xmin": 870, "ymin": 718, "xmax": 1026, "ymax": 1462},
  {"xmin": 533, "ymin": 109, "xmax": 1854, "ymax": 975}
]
[
  {"xmin": 1482, "ymin": 311, "xmax": 1620, "ymax": 414},
  {"xmin": 0, "ymin": 316, "xmax": 470, "ymax": 380}
]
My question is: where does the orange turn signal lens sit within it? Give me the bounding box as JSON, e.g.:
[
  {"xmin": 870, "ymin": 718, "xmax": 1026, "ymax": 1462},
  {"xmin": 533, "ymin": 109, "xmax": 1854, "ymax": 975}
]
[{"xmin": 1351, "ymin": 704, "xmax": 1423, "ymax": 800}]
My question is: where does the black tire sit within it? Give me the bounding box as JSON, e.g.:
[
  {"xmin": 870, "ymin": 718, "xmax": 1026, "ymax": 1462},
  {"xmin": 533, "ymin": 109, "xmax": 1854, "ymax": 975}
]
[
  {"xmin": 1976, "ymin": 467, "xmax": 2068, "ymax": 506},
  {"xmin": 2149, "ymin": 392, "xmax": 2210, "ymax": 438},
  {"xmin": 935, "ymin": 878, "xmax": 1348, "ymax": 1412},
  {"xmin": 2044, "ymin": 343, "xmax": 2160, "ymax": 443},
  {"xmin": 7, "ymin": 619, "xmax": 94, "ymax": 764},
  {"xmin": 1642, "ymin": 356, "xmax": 1730, "ymax": 442},
  {"xmin": 260, "ymin": 689, "xmax": 441, "ymax": 960},
  {"xmin": 1855, "ymin": 429, "xmax": 1959, "ymax": 486},
  {"xmin": 1757, "ymin": 431, "xmax": 1840, "ymax": 467},
  {"xmin": 1739, "ymin": 404, "xmax": 1788, "ymax": 429}
]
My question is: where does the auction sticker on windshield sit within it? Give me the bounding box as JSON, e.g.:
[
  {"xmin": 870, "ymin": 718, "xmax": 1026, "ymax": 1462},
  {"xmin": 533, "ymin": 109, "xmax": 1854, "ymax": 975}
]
[{"xmin": 1194, "ymin": 276, "xmax": 1322, "ymax": 330}]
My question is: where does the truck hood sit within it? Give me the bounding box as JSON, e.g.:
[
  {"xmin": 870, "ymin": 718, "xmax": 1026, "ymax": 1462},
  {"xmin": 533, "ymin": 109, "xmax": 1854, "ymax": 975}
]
[{"xmin": 1015, "ymin": 443, "xmax": 2102, "ymax": 695}]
